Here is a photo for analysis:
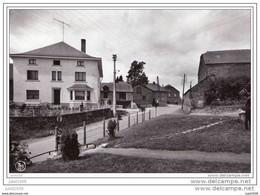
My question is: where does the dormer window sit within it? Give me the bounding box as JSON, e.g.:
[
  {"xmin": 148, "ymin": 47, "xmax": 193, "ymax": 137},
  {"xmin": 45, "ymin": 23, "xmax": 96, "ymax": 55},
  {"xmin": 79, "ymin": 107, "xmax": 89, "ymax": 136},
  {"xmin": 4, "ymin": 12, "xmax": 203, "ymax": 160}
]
[
  {"xmin": 29, "ymin": 59, "xmax": 36, "ymax": 64},
  {"xmin": 53, "ymin": 60, "xmax": 60, "ymax": 66},
  {"xmin": 77, "ymin": 61, "xmax": 84, "ymax": 66}
]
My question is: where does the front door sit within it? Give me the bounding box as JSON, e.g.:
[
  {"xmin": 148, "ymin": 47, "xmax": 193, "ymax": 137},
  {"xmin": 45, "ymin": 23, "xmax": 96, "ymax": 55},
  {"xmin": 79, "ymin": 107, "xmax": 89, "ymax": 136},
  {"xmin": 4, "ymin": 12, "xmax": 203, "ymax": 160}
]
[{"xmin": 54, "ymin": 89, "xmax": 60, "ymax": 105}]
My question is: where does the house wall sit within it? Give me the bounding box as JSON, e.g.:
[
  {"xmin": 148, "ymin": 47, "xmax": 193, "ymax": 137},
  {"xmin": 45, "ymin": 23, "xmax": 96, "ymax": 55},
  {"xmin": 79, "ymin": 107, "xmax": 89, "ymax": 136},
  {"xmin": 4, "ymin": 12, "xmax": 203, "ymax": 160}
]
[
  {"xmin": 12, "ymin": 57, "xmax": 101, "ymax": 107},
  {"xmin": 100, "ymin": 91, "xmax": 133, "ymax": 102},
  {"xmin": 198, "ymin": 60, "xmax": 250, "ymax": 82},
  {"xmin": 183, "ymin": 75, "xmax": 216, "ymax": 110},
  {"xmin": 133, "ymin": 85, "xmax": 168, "ymax": 105},
  {"xmin": 133, "ymin": 85, "xmax": 154, "ymax": 105},
  {"xmin": 164, "ymin": 86, "xmax": 180, "ymax": 104}
]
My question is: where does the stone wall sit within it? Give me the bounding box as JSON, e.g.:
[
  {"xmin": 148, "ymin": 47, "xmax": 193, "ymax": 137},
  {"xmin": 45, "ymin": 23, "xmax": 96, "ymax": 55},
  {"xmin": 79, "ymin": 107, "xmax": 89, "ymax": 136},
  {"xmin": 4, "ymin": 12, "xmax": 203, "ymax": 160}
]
[
  {"xmin": 10, "ymin": 108, "xmax": 112, "ymax": 141},
  {"xmin": 198, "ymin": 62, "xmax": 250, "ymax": 82},
  {"xmin": 183, "ymin": 75, "xmax": 216, "ymax": 111}
]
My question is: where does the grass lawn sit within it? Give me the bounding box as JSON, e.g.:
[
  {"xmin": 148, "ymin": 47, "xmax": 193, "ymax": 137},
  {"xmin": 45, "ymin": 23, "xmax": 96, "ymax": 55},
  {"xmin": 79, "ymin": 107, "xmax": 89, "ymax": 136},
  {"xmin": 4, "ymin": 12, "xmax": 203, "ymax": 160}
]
[
  {"xmin": 96, "ymin": 115, "xmax": 250, "ymax": 154},
  {"xmin": 24, "ymin": 153, "xmax": 250, "ymax": 173}
]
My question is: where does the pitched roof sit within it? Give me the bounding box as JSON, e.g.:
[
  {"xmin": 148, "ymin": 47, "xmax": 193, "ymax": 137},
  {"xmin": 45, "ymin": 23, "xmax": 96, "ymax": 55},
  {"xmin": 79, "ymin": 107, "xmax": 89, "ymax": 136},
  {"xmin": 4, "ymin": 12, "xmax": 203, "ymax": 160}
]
[
  {"xmin": 202, "ymin": 49, "xmax": 251, "ymax": 65},
  {"xmin": 145, "ymin": 83, "xmax": 167, "ymax": 92},
  {"xmin": 67, "ymin": 84, "xmax": 93, "ymax": 90},
  {"xmin": 10, "ymin": 41, "xmax": 98, "ymax": 59},
  {"xmin": 10, "ymin": 41, "xmax": 103, "ymax": 77},
  {"xmin": 164, "ymin": 84, "xmax": 179, "ymax": 92},
  {"xmin": 101, "ymin": 82, "xmax": 133, "ymax": 92}
]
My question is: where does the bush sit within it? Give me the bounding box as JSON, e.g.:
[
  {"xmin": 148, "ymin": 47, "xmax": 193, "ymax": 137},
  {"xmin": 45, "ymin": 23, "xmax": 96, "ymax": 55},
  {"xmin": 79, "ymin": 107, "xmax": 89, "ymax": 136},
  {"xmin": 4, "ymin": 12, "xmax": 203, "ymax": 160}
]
[
  {"xmin": 107, "ymin": 119, "xmax": 117, "ymax": 138},
  {"xmin": 205, "ymin": 76, "xmax": 250, "ymax": 105},
  {"xmin": 60, "ymin": 130, "xmax": 79, "ymax": 160}
]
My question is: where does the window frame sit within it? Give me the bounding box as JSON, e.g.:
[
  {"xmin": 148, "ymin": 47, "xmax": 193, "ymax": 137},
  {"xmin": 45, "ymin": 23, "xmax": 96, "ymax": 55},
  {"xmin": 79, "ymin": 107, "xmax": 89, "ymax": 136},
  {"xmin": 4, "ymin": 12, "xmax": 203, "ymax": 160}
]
[
  {"xmin": 75, "ymin": 91, "xmax": 85, "ymax": 100},
  {"xmin": 53, "ymin": 60, "xmax": 61, "ymax": 66},
  {"xmin": 26, "ymin": 90, "xmax": 39, "ymax": 100},
  {"xmin": 75, "ymin": 72, "xmax": 86, "ymax": 81},
  {"xmin": 29, "ymin": 59, "xmax": 36, "ymax": 65},
  {"xmin": 77, "ymin": 61, "xmax": 84, "ymax": 66},
  {"xmin": 27, "ymin": 70, "xmax": 38, "ymax": 80},
  {"xmin": 87, "ymin": 91, "xmax": 91, "ymax": 101}
]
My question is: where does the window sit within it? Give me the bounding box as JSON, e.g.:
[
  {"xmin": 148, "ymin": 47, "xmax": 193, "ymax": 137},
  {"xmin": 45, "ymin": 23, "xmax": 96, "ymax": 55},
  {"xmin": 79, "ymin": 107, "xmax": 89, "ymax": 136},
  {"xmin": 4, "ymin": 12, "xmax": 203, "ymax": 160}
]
[
  {"xmin": 87, "ymin": 91, "xmax": 91, "ymax": 101},
  {"xmin": 52, "ymin": 71, "xmax": 56, "ymax": 81},
  {"xmin": 27, "ymin": 70, "xmax": 38, "ymax": 80},
  {"xmin": 53, "ymin": 60, "xmax": 60, "ymax": 66},
  {"xmin": 168, "ymin": 92, "xmax": 171, "ymax": 97},
  {"xmin": 27, "ymin": 90, "xmax": 39, "ymax": 99},
  {"xmin": 52, "ymin": 71, "xmax": 62, "ymax": 81},
  {"xmin": 70, "ymin": 91, "xmax": 73, "ymax": 100},
  {"xmin": 136, "ymin": 87, "xmax": 141, "ymax": 94},
  {"xmin": 119, "ymin": 92, "xmax": 126, "ymax": 100},
  {"xmin": 174, "ymin": 93, "xmax": 177, "ymax": 97},
  {"xmin": 77, "ymin": 61, "xmax": 84, "ymax": 66},
  {"xmin": 75, "ymin": 72, "xmax": 86, "ymax": 81},
  {"xmin": 103, "ymin": 92, "xmax": 108, "ymax": 98},
  {"xmin": 142, "ymin": 95, "xmax": 146, "ymax": 100},
  {"xmin": 58, "ymin": 71, "xmax": 62, "ymax": 81},
  {"xmin": 75, "ymin": 91, "xmax": 85, "ymax": 100},
  {"xmin": 29, "ymin": 59, "xmax": 36, "ymax": 64}
]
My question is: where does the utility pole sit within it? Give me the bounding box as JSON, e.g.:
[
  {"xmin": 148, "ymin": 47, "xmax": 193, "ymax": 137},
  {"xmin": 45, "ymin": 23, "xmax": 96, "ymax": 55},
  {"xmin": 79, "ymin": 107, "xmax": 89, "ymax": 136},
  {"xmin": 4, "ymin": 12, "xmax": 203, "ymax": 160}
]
[
  {"xmin": 53, "ymin": 18, "xmax": 70, "ymax": 42},
  {"xmin": 181, "ymin": 74, "xmax": 186, "ymax": 109},
  {"xmin": 112, "ymin": 54, "xmax": 117, "ymax": 117},
  {"xmin": 190, "ymin": 80, "xmax": 192, "ymax": 89}
]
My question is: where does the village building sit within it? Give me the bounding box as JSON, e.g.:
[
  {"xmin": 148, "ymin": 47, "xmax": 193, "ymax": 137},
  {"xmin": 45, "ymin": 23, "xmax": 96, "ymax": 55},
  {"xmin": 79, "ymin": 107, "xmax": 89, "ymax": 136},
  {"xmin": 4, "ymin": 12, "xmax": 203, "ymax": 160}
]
[
  {"xmin": 10, "ymin": 39, "xmax": 103, "ymax": 109},
  {"xmin": 133, "ymin": 82, "xmax": 168, "ymax": 106},
  {"xmin": 183, "ymin": 49, "xmax": 251, "ymax": 111},
  {"xmin": 100, "ymin": 82, "xmax": 133, "ymax": 108},
  {"xmin": 198, "ymin": 49, "xmax": 250, "ymax": 82},
  {"xmin": 164, "ymin": 84, "xmax": 181, "ymax": 104}
]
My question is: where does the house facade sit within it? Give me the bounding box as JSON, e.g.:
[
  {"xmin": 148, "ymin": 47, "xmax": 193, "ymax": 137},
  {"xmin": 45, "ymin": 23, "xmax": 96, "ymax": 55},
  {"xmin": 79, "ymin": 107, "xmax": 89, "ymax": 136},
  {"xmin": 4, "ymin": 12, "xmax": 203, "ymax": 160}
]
[
  {"xmin": 10, "ymin": 40, "xmax": 103, "ymax": 109},
  {"xmin": 164, "ymin": 84, "xmax": 180, "ymax": 104},
  {"xmin": 133, "ymin": 83, "xmax": 167, "ymax": 106},
  {"xmin": 100, "ymin": 82, "xmax": 133, "ymax": 108},
  {"xmin": 198, "ymin": 49, "xmax": 251, "ymax": 82},
  {"xmin": 183, "ymin": 49, "xmax": 251, "ymax": 111}
]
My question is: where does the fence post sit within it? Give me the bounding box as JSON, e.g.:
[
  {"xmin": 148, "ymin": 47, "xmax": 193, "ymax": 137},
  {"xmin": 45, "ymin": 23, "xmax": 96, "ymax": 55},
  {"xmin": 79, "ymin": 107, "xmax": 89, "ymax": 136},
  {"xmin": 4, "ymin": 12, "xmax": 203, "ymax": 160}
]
[
  {"xmin": 55, "ymin": 126, "xmax": 58, "ymax": 151},
  {"xmin": 15, "ymin": 109, "xmax": 18, "ymax": 117},
  {"xmin": 149, "ymin": 109, "xmax": 151, "ymax": 119},
  {"xmin": 137, "ymin": 112, "xmax": 139, "ymax": 124},
  {"xmin": 144, "ymin": 110, "xmax": 145, "ymax": 121},
  {"xmin": 128, "ymin": 113, "xmax": 130, "ymax": 127},
  {"xmin": 117, "ymin": 117, "xmax": 119, "ymax": 132},
  {"xmin": 32, "ymin": 108, "xmax": 35, "ymax": 117},
  {"xmin": 83, "ymin": 121, "xmax": 86, "ymax": 145},
  {"xmin": 103, "ymin": 117, "xmax": 106, "ymax": 137},
  {"xmin": 155, "ymin": 107, "xmax": 157, "ymax": 117}
]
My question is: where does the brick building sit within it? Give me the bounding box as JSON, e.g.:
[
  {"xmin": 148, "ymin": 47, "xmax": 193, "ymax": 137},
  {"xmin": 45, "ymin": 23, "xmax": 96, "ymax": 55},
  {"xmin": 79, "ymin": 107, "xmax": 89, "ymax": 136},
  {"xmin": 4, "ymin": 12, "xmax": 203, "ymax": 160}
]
[
  {"xmin": 164, "ymin": 84, "xmax": 180, "ymax": 104},
  {"xmin": 133, "ymin": 82, "xmax": 167, "ymax": 106},
  {"xmin": 198, "ymin": 49, "xmax": 250, "ymax": 82}
]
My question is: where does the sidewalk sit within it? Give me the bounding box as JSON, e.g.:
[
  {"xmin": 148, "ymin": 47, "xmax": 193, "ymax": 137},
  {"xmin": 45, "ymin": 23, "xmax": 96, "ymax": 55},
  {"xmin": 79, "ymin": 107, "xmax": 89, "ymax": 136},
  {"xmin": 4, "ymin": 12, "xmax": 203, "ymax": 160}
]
[{"xmin": 81, "ymin": 146, "xmax": 251, "ymax": 164}]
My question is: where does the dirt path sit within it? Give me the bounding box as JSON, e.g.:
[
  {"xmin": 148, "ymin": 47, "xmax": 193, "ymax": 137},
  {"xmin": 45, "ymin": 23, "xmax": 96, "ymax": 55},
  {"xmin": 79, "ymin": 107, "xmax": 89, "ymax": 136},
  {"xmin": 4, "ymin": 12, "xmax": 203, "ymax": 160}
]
[{"xmin": 82, "ymin": 147, "xmax": 251, "ymax": 164}]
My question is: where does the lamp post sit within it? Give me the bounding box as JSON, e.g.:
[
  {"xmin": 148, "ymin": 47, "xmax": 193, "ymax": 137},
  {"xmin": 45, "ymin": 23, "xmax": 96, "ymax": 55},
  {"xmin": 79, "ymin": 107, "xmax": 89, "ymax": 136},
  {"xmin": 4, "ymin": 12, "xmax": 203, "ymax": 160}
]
[{"xmin": 112, "ymin": 54, "xmax": 117, "ymax": 117}]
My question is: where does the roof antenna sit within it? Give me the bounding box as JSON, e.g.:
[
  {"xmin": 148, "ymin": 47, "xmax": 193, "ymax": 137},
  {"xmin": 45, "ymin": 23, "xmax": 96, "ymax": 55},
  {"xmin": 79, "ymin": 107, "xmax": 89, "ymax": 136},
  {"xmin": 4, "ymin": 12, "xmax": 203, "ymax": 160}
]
[{"xmin": 53, "ymin": 18, "xmax": 70, "ymax": 42}]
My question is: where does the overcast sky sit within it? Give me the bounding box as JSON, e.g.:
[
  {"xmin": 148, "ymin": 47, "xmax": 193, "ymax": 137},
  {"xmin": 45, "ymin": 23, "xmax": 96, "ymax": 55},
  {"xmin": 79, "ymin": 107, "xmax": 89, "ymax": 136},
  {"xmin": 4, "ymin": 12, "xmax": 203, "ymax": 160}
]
[{"xmin": 9, "ymin": 8, "xmax": 251, "ymax": 94}]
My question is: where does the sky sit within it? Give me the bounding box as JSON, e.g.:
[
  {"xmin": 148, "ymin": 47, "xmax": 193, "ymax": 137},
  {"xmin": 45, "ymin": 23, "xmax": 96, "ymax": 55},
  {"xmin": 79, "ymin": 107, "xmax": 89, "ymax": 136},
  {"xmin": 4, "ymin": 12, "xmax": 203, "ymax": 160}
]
[{"xmin": 9, "ymin": 8, "xmax": 251, "ymax": 94}]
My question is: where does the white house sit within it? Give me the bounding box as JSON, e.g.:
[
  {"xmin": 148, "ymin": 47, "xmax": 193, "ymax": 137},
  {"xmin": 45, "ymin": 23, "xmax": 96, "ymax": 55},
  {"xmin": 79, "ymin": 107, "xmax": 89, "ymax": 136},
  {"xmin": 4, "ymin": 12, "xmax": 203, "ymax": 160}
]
[{"xmin": 10, "ymin": 39, "xmax": 103, "ymax": 108}]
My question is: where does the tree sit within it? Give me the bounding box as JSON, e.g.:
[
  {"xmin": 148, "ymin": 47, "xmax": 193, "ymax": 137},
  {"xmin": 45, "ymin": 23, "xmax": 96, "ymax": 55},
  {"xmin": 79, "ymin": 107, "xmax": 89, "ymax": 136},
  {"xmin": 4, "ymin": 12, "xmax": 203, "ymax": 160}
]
[
  {"xmin": 126, "ymin": 61, "xmax": 149, "ymax": 87},
  {"xmin": 115, "ymin": 75, "xmax": 124, "ymax": 82}
]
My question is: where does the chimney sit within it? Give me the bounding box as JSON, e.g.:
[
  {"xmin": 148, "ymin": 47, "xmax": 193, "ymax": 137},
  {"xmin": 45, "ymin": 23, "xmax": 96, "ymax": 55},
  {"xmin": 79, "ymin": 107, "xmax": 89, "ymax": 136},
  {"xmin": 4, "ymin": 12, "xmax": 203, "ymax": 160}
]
[{"xmin": 81, "ymin": 39, "xmax": 86, "ymax": 53}]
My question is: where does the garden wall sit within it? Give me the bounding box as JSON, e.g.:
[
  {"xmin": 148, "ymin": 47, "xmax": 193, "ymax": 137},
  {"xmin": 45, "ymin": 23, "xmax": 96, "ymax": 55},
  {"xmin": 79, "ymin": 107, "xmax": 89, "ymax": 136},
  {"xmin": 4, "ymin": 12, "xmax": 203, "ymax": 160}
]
[{"xmin": 10, "ymin": 108, "xmax": 112, "ymax": 141}]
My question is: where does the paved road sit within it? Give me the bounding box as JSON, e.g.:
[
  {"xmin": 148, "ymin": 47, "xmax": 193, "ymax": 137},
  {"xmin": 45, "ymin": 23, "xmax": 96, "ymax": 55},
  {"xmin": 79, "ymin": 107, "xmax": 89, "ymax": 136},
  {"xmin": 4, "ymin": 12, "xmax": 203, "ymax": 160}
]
[{"xmin": 26, "ymin": 105, "xmax": 181, "ymax": 163}]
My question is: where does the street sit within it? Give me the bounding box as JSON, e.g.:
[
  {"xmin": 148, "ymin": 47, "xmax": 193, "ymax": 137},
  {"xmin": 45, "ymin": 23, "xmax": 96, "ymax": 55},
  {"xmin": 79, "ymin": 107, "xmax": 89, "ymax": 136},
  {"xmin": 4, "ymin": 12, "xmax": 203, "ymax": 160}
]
[{"xmin": 27, "ymin": 104, "xmax": 181, "ymax": 163}]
